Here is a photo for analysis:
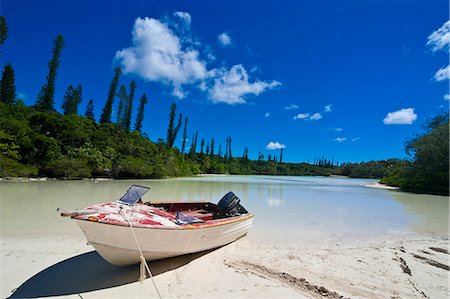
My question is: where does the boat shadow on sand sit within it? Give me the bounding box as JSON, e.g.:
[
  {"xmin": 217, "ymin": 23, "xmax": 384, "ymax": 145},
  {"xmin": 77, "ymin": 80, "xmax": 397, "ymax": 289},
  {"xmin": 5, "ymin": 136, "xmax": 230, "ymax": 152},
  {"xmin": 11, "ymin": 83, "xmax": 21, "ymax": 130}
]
[{"xmin": 8, "ymin": 249, "xmax": 214, "ymax": 298}]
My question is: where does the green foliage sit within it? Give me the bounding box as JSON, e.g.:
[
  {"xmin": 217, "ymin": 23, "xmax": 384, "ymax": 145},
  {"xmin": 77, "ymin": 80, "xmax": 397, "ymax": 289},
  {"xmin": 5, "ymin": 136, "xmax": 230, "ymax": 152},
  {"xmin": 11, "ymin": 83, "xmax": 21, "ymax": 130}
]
[
  {"xmin": 134, "ymin": 93, "xmax": 148, "ymax": 133},
  {"xmin": 124, "ymin": 80, "xmax": 136, "ymax": 131},
  {"xmin": 166, "ymin": 103, "xmax": 183, "ymax": 148},
  {"xmin": 61, "ymin": 84, "xmax": 82, "ymax": 115},
  {"xmin": 116, "ymin": 84, "xmax": 127, "ymax": 128},
  {"xmin": 35, "ymin": 35, "xmax": 65, "ymax": 111},
  {"xmin": 181, "ymin": 116, "xmax": 188, "ymax": 153},
  {"xmin": 0, "ymin": 16, "xmax": 8, "ymax": 47},
  {"xmin": 380, "ymin": 112, "xmax": 449, "ymax": 195},
  {"xmin": 100, "ymin": 67, "xmax": 121, "ymax": 124},
  {"xmin": 84, "ymin": 99, "xmax": 95, "ymax": 121},
  {"xmin": 0, "ymin": 63, "xmax": 16, "ymax": 103}
]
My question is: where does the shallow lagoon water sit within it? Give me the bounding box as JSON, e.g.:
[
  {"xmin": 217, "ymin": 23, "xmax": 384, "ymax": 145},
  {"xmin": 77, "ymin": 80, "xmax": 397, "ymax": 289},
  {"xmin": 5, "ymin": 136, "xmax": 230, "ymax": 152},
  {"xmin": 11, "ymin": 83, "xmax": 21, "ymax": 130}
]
[{"xmin": 1, "ymin": 175, "xmax": 448, "ymax": 242}]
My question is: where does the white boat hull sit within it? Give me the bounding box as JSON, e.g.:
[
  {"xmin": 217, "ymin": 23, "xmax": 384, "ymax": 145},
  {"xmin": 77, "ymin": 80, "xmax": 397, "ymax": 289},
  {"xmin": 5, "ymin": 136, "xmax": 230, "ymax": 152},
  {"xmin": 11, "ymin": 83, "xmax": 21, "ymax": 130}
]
[{"xmin": 76, "ymin": 216, "xmax": 253, "ymax": 266}]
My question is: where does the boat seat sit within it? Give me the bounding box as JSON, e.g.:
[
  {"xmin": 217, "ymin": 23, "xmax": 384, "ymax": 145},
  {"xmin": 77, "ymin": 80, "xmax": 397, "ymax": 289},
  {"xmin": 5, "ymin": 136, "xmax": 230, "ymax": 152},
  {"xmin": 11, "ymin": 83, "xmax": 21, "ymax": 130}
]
[
  {"xmin": 176, "ymin": 211, "xmax": 204, "ymax": 224},
  {"xmin": 183, "ymin": 209, "xmax": 214, "ymax": 221}
]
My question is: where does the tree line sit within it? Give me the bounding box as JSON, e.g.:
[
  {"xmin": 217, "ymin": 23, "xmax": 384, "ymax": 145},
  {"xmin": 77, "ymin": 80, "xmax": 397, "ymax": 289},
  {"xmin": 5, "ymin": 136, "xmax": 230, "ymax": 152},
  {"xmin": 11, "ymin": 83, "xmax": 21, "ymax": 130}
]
[{"xmin": 1, "ymin": 17, "xmax": 448, "ymax": 195}]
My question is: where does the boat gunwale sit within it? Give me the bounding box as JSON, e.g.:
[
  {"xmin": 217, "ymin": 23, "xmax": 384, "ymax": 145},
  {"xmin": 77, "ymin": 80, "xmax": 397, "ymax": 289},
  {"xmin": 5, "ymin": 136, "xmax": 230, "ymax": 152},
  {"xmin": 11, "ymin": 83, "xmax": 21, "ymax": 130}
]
[{"xmin": 74, "ymin": 212, "xmax": 255, "ymax": 230}]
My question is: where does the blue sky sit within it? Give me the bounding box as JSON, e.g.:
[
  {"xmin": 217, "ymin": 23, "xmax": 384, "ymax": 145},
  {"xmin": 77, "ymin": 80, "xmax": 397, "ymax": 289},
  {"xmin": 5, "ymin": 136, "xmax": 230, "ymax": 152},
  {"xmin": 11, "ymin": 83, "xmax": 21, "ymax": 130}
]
[{"xmin": 2, "ymin": 0, "xmax": 448, "ymax": 163}]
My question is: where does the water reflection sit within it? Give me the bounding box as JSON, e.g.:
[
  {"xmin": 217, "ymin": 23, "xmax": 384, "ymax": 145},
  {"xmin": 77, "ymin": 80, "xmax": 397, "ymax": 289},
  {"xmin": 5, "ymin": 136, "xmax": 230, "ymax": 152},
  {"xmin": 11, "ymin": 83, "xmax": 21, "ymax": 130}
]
[
  {"xmin": 0, "ymin": 176, "xmax": 448, "ymax": 241},
  {"xmin": 390, "ymin": 192, "xmax": 449, "ymax": 234}
]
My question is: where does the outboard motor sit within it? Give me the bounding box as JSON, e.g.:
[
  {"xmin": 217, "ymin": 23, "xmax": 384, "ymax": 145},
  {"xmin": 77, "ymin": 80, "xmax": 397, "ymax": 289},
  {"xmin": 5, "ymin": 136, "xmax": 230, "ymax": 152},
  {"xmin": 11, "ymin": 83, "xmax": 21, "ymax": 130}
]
[{"xmin": 217, "ymin": 191, "xmax": 248, "ymax": 217}]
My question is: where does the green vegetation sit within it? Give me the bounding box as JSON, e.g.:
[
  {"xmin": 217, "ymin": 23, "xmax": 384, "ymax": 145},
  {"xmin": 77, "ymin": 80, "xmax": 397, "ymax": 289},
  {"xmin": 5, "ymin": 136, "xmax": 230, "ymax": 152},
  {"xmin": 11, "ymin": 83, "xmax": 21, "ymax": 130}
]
[
  {"xmin": 35, "ymin": 35, "xmax": 65, "ymax": 111},
  {"xmin": 0, "ymin": 63, "xmax": 16, "ymax": 104},
  {"xmin": 1, "ymin": 26, "xmax": 447, "ymax": 196},
  {"xmin": 381, "ymin": 112, "xmax": 449, "ymax": 195}
]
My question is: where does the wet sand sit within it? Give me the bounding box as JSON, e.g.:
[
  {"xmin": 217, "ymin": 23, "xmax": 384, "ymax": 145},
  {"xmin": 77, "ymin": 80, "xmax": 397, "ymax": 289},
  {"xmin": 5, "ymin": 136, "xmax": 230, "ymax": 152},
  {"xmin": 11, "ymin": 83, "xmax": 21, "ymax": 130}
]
[{"xmin": 1, "ymin": 177, "xmax": 449, "ymax": 298}]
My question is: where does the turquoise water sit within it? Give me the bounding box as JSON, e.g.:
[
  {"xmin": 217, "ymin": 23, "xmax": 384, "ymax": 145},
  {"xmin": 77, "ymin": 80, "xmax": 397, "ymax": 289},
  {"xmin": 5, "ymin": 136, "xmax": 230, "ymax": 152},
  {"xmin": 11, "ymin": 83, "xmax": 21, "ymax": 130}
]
[{"xmin": 0, "ymin": 176, "xmax": 448, "ymax": 241}]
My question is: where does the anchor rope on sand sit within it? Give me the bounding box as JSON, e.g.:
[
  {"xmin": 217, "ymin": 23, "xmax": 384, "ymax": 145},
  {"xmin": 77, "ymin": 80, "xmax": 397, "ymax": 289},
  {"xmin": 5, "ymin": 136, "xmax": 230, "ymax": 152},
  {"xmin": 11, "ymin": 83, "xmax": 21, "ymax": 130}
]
[{"xmin": 119, "ymin": 208, "xmax": 162, "ymax": 299}]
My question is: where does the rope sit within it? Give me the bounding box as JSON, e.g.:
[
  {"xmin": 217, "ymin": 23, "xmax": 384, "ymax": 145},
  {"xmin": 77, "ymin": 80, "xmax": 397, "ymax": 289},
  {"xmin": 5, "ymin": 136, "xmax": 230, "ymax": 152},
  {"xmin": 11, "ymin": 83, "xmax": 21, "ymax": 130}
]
[{"xmin": 119, "ymin": 208, "xmax": 162, "ymax": 299}]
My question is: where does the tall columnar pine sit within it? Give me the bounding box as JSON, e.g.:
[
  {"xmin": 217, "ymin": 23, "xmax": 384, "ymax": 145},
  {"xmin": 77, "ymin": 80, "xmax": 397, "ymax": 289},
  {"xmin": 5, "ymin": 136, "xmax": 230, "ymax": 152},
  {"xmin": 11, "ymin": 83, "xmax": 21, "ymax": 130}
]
[
  {"xmin": 116, "ymin": 84, "xmax": 127, "ymax": 128},
  {"xmin": 280, "ymin": 148, "xmax": 283, "ymax": 163},
  {"xmin": 100, "ymin": 67, "xmax": 122, "ymax": 124},
  {"xmin": 210, "ymin": 137, "xmax": 215, "ymax": 156},
  {"xmin": 189, "ymin": 131, "xmax": 198, "ymax": 154},
  {"xmin": 205, "ymin": 142, "xmax": 210, "ymax": 155},
  {"xmin": 242, "ymin": 147, "xmax": 249, "ymax": 160},
  {"xmin": 85, "ymin": 99, "xmax": 95, "ymax": 121},
  {"xmin": 225, "ymin": 136, "xmax": 232, "ymax": 159},
  {"xmin": 200, "ymin": 138, "xmax": 205, "ymax": 154},
  {"xmin": 124, "ymin": 80, "xmax": 136, "ymax": 131},
  {"xmin": 35, "ymin": 35, "xmax": 65, "ymax": 111},
  {"xmin": 193, "ymin": 131, "xmax": 198, "ymax": 153},
  {"xmin": 61, "ymin": 85, "xmax": 74, "ymax": 114},
  {"xmin": 134, "ymin": 93, "xmax": 148, "ymax": 133},
  {"xmin": 225, "ymin": 137, "xmax": 229, "ymax": 159},
  {"xmin": 218, "ymin": 144, "xmax": 222, "ymax": 158},
  {"xmin": 0, "ymin": 63, "xmax": 16, "ymax": 103},
  {"xmin": 181, "ymin": 117, "xmax": 188, "ymax": 153},
  {"xmin": 62, "ymin": 84, "xmax": 82, "ymax": 115},
  {"xmin": 166, "ymin": 103, "xmax": 183, "ymax": 148}
]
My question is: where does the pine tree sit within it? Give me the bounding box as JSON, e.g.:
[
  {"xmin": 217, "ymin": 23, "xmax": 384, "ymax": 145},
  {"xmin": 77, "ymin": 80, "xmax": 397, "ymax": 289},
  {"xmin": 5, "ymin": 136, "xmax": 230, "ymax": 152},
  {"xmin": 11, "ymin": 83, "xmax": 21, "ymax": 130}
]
[
  {"xmin": 205, "ymin": 142, "xmax": 210, "ymax": 155},
  {"xmin": 193, "ymin": 131, "xmax": 198, "ymax": 153},
  {"xmin": 116, "ymin": 84, "xmax": 127, "ymax": 128},
  {"xmin": 0, "ymin": 63, "xmax": 16, "ymax": 104},
  {"xmin": 227, "ymin": 136, "xmax": 232, "ymax": 158},
  {"xmin": 225, "ymin": 137, "xmax": 229, "ymax": 159},
  {"xmin": 181, "ymin": 117, "xmax": 188, "ymax": 153},
  {"xmin": 61, "ymin": 84, "xmax": 82, "ymax": 115},
  {"xmin": 124, "ymin": 80, "xmax": 136, "ymax": 131},
  {"xmin": 210, "ymin": 137, "xmax": 215, "ymax": 156},
  {"xmin": 134, "ymin": 93, "xmax": 148, "ymax": 133},
  {"xmin": 61, "ymin": 85, "xmax": 75, "ymax": 114},
  {"xmin": 73, "ymin": 84, "xmax": 82, "ymax": 114},
  {"xmin": 280, "ymin": 148, "xmax": 283, "ymax": 163},
  {"xmin": 35, "ymin": 35, "xmax": 65, "ymax": 111},
  {"xmin": 85, "ymin": 99, "xmax": 95, "ymax": 121},
  {"xmin": 243, "ymin": 147, "xmax": 249, "ymax": 160},
  {"xmin": 100, "ymin": 67, "xmax": 122, "ymax": 124},
  {"xmin": 218, "ymin": 144, "xmax": 223, "ymax": 158},
  {"xmin": 200, "ymin": 138, "xmax": 205, "ymax": 154},
  {"xmin": 166, "ymin": 103, "xmax": 183, "ymax": 148}
]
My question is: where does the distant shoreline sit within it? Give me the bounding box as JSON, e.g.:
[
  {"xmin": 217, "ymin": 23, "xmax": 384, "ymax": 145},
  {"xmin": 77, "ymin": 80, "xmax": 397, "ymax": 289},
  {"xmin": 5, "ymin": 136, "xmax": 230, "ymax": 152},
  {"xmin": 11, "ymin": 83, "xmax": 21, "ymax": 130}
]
[{"xmin": 365, "ymin": 181, "xmax": 400, "ymax": 191}]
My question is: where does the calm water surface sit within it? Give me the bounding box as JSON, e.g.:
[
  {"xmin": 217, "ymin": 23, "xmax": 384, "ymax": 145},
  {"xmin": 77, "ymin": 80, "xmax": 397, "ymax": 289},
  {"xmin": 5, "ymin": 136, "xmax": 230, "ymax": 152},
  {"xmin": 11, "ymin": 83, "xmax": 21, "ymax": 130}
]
[{"xmin": 1, "ymin": 176, "xmax": 448, "ymax": 242}]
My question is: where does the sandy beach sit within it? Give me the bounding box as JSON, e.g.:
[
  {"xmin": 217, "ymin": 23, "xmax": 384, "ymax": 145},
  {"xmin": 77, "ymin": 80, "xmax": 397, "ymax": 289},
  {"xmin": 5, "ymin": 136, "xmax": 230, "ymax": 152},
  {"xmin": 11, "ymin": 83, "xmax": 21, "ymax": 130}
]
[
  {"xmin": 1, "ymin": 177, "xmax": 449, "ymax": 298},
  {"xmin": 2, "ymin": 231, "xmax": 449, "ymax": 298}
]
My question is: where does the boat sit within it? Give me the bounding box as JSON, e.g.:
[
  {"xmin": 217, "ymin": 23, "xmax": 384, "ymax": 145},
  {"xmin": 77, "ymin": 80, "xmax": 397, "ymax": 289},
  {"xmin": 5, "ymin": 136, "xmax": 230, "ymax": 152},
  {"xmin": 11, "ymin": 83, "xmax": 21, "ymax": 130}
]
[{"xmin": 59, "ymin": 185, "xmax": 254, "ymax": 266}]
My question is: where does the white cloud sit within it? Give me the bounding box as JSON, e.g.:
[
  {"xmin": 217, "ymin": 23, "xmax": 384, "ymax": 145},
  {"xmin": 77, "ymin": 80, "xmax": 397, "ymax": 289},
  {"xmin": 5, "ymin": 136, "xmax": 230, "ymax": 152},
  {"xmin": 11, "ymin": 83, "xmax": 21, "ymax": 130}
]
[
  {"xmin": 264, "ymin": 112, "xmax": 271, "ymax": 118},
  {"xmin": 351, "ymin": 137, "xmax": 360, "ymax": 142},
  {"xmin": 284, "ymin": 104, "xmax": 299, "ymax": 110},
  {"xmin": 324, "ymin": 104, "xmax": 332, "ymax": 112},
  {"xmin": 208, "ymin": 64, "xmax": 281, "ymax": 104},
  {"xmin": 293, "ymin": 113, "xmax": 310, "ymax": 120},
  {"xmin": 334, "ymin": 137, "xmax": 347, "ymax": 143},
  {"xmin": 427, "ymin": 20, "xmax": 450, "ymax": 52},
  {"xmin": 444, "ymin": 94, "xmax": 450, "ymax": 101},
  {"xmin": 173, "ymin": 11, "xmax": 192, "ymax": 27},
  {"xmin": 116, "ymin": 15, "xmax": 280, "ymax": 104},
  {"xmin": 218, "ymin": 32, "xmax": 232, "ymax": 47},
  {"xmin": 266, "ymin": 141, "xmax": 286, "ymax": 150},
  {"xmin": 115, "ymin": 17, "xmax": 207, "ymax": 98},
  {"xmin": 334, "ymin": 127, "xmax": 343, "ymax": 132},
  {"xmin": 434, "ymin": 65, "xmax": 450, "ymax": 81},
  {"xmin": 310, "ymin": 113, "xmax": 322, "ymax": 120},
  {"xmin": 383, "ymin": 108, "xmax": 417, "ymax": 125}
]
